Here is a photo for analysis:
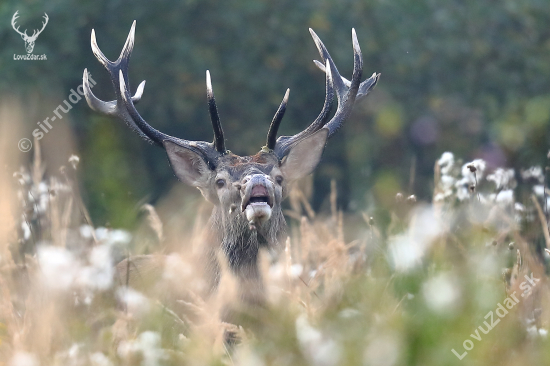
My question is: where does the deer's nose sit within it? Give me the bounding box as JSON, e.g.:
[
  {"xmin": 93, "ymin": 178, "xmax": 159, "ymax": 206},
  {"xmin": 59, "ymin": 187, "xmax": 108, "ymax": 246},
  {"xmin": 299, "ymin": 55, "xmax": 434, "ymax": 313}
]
[
  {"xmin": 241, "ymin": 174, "xmax": 270, "ymax": 188},
  {"xmin": 246, "ymin": 174, "xmax": 268, "ymax": 185}
]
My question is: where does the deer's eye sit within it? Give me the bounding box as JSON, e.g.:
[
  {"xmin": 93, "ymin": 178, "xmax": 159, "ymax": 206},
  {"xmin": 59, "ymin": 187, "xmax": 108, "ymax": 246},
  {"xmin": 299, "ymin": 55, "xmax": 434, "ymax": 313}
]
[
  {"xmin": 216, "ymin": 179, "xmax": 226, "ymax": 189},
  {"xmin": 275, "ymin": 175, "xmax": 284, "ymax": 185}
]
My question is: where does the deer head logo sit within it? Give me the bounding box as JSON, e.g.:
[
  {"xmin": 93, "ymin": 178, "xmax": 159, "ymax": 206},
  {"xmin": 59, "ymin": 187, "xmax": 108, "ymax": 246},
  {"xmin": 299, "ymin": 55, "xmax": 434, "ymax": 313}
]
[{"xmin": 12, "ymin": 11, "xmax": 49, "ymax": 54}]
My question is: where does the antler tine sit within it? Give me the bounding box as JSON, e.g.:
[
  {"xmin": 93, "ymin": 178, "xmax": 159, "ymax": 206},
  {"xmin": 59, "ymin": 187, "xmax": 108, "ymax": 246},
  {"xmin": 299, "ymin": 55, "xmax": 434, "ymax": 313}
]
[
  {"xmin": 83, "ymin": 69, "xmax": 145, "ymax": 115},
  {"xmin": 271, "ymin": 60, "xmax": 334, "ymax": 158},
  {"xmin": 83, "ymin": 68, "xmax": 153, "ymax": 143},
  {"xmin": 90, "ymin": 19, "xmax": 134, "ymax": 69},
  {"xmin": 312, "ymin": 30, "xmax": 379, "ymax": 101},
  {"xmin": 206, "ymin": 71, "xmax": 227, "ymax": 153},
  {"xmin": 309, "ymin": 29, "xmax": 347, "ymax": 99},
  {"xmin": 90, "ymin": 29, "xmax": 113, "ymax": 68},
  {"xmin": 265, "ymin": 89, "xmax": 290, "ymax": 150},
  {"xmin": 322, "ymin": 28, "xmax": 363, "ymax": 136},
  {"xmin": 118, "ymin": 20, "xmax": 135, "ymax": 66},
  {"xmin": 314, "ymin": 62, "xmax": 379, "ymax": 101}
]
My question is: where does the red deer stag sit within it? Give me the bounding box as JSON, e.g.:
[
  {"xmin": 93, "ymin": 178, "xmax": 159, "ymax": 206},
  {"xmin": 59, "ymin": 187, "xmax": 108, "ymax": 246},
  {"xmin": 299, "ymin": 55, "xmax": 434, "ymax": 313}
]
[{"xmin": 83, "ymin": 21, "xmax": 378, "ymax": 309}]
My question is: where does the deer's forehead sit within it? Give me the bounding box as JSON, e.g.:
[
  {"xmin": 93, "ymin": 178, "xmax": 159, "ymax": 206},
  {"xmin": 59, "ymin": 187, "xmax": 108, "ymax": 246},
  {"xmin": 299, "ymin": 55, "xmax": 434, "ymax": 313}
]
[{"xmin": 217, "ymin": 153, "xmax": 280, "ymax": 180}]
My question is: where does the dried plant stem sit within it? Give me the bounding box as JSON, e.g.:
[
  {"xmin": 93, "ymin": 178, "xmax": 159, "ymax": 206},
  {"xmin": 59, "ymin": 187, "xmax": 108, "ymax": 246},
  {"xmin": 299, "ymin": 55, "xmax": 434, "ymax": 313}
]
[
  {"xmin": 337, "ymin": 210, "xmax": 344, "ymax": 246},
  {"xmin": 60, "ymin": 195, "xmax": 73, "ymax": 248},
  {"xmin": 284, "ymin": 237, "xmax": 292, "ymax": 290},
  {"xmin": 473, "ymin": 171, "xmax": 481, "ymax": 202},
  {"xmin": 300, "ymin": 216, "xmax": 310, "ymax": 265},
  {"xmin": 531, "ymin": 194, "xmax": 550, "ymax": 249},
  {"xmin": 60, "ymin": 168, "xmax": 97, "ymax": 244},
  {"xmin": 141, "ymin": 204, "xmax": 164, "ymax": 243},
  {"xmin": 330, "ymin": 179, "xmax": 337, "ymax": 222},
  {"xmin": 544, "ymin": 167, "xmax": 549, "ymax": 233},
  {"xmin": 26, "ymin": 190, "xmax": 43, "ymax": 240},
  {"xmin": 297, "ymin": 189, "xmax": 315, "ymax": 220}
]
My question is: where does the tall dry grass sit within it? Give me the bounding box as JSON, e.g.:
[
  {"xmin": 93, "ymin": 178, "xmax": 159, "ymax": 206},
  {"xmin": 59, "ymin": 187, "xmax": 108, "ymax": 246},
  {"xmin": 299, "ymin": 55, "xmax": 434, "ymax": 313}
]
[{"xmin": 2, "ymin": 104, "xmax": 550, "ymax": 365}]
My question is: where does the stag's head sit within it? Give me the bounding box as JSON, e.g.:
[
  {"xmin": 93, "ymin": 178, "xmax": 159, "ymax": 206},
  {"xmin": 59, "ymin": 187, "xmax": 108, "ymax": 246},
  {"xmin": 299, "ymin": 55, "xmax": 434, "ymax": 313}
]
[
  {"xmin": 163, "ymin": 130, "xmax": 328, "ymax": 234},
  {"xmin": 83, "ymin": 21, "xmax": 379, "ymax": 250},
  {"xmin": 11, "ymin": 11, "xmax": 49, "ymax": 54}
]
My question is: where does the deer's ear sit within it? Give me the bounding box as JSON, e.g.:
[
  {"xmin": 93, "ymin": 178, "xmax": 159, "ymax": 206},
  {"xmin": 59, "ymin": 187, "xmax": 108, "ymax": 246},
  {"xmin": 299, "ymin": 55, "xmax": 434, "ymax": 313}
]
[
  {"xmin": 280, "ymin": 129, "xmax": 328, "ymax": 181},
  {"xmin": 164, "ymin": 141, "xmax": 212, "ymax": 188}
]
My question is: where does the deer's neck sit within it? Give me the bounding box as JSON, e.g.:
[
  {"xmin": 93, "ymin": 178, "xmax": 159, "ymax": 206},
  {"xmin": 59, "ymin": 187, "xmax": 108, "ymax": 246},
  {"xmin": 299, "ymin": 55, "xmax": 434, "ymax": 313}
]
[{"xmin": 210, "ymin": 206, "xmax": 287, "ymax": 270}]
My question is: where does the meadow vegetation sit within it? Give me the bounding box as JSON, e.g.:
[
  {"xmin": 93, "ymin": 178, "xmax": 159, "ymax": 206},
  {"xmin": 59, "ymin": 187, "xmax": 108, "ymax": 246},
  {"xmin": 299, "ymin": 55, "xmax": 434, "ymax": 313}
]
[
  {"xmin": 2, "ymin": 118, "xmax": 550, "ymax": 366},
  {"xmin": 3, "ymin": 2, "xmax": 550, "ymax": 364}
]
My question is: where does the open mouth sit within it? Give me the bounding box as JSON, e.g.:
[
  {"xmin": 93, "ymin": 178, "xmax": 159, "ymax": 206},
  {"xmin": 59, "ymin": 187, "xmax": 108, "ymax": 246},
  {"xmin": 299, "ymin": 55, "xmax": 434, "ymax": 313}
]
[{"xmin": 241, "ymin": 184, "xmax": 274, "ymax": 212}]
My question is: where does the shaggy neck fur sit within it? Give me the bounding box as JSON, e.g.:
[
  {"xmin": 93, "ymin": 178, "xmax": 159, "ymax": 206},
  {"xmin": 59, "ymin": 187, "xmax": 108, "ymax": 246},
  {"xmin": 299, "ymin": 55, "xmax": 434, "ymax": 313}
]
[{"xmin": 212, "ymin": 204, "xmax": 287, "ymax": 270}]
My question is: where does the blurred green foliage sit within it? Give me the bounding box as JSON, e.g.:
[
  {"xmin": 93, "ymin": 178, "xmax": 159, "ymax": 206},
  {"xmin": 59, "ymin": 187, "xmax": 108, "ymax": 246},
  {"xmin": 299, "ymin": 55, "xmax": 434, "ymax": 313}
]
[{"xmin": 2, "ymin": 0, "xmax": 550, "ymax": 227}]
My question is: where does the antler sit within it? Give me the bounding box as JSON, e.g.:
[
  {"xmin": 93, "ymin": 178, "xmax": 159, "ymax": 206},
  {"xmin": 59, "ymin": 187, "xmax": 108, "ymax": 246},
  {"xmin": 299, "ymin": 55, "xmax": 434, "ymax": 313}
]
[
  {"xmin": 83, "ymin": 21, "xmax": 226, "ymax": 169},
  {"xmin": 11, "ymin": 11, "xmax": 28, "ymax": 38},
  {"xmin": 267, "ymin": 28, "xmax": 380, "ymax": 160},
  {"xmin": 29, "ymin": 13, "xmax": 48, "ymax": 40},
  {"xmin": 11, "ymin": 12, "xmax": 49, "ymax": 40}
]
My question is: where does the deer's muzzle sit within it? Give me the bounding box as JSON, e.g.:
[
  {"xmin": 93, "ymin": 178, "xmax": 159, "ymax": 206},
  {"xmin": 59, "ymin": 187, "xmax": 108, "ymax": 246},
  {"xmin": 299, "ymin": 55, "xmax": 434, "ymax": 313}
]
[{"xmin": 240, "ymin": 175, "xmax": 275, "ymax": 228}]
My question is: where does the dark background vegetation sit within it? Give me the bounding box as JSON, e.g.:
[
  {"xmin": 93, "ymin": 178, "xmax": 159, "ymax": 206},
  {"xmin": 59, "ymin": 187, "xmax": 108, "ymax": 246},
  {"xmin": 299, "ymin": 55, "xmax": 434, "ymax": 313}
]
[{"xmin": 2, "ymin": 0, "xmax": 550, "ymax": 228}]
